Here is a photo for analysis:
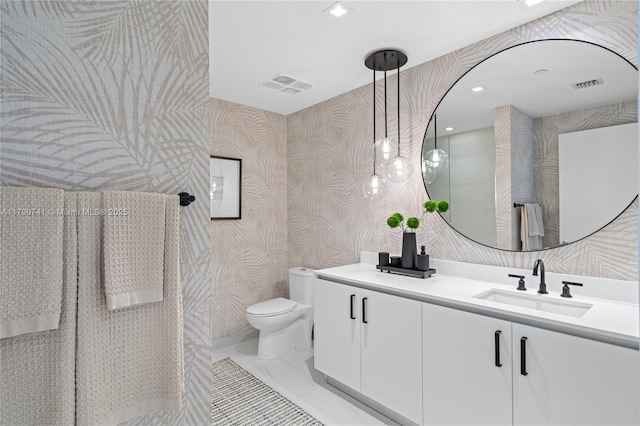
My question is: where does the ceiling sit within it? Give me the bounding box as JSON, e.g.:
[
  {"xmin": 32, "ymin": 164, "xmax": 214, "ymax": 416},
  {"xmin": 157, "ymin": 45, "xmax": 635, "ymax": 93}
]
[
  {"xmin": 425, "ymin": 39, "xmax": 639, "ymax": 138},
  {"xmin": 209, "ymin": 0, "xmax": 583, "ymax": 116}
]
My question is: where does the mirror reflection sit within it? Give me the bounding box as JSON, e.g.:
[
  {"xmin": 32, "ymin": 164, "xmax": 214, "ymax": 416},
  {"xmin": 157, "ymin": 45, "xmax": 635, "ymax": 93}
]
[{"xmin": 422, "ymin": 39, "xmax": 638, "ymax": 251}]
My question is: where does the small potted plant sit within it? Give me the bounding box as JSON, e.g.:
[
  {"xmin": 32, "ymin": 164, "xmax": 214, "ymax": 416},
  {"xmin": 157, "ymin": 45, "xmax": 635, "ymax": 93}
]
[{"xmin": 387, "ymin": 200, "xmax": 449, "ymax": 269}]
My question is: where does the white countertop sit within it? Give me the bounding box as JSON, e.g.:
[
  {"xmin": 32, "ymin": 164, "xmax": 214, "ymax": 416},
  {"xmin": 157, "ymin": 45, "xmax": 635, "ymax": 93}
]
[{"xmin": 315, "ymin": 262, "xmax": 639, "ymax": 349}]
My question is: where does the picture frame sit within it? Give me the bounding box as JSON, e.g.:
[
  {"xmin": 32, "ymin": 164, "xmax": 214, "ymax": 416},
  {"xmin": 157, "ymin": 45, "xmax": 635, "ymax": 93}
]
[{"xmin": 209, "ymin": 156, "xmax": 242, "ymax": 220}]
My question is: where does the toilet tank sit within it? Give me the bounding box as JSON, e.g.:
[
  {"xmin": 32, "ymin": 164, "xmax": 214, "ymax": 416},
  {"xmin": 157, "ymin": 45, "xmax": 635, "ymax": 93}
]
[{"xmin": 288, "ymin": 267, "xmax": 315, "ymax": 306}]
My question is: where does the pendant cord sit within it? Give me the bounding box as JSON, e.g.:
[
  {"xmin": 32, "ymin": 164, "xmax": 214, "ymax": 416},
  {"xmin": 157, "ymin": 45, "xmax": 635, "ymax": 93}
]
[
  {"xmin": 397, "ymin": 63, "xmax": 401, "ymax": 156},
  {"xmin": 434, "ymin": 113, "xmax": 437, "ymax": 150},
  {"xmin": 373, "ymin": 68, "xmax": 376, "ymax": 175},
  {"xmin": 383, "ymin": 69, "xmax": 388, "ymax": 138}
]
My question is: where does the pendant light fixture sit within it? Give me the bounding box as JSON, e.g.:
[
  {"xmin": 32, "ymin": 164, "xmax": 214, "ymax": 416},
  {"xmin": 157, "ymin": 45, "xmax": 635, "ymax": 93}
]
[
  {"xmin": 365, "ymin": 49, "xmax": 412, "ymax": 189},
  {"xmin": 423, "ymin": 113, "xmax": 449, "ymax": 176},
  {"xmin": 365, "ymin": 66, "xmax": 382, "ymax": 199}
]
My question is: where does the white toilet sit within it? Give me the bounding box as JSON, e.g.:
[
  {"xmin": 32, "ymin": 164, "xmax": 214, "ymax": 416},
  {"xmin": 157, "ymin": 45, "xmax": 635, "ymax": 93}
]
[{"xmin": 246, "ymin": 267, "xmax": 315, "ymax": 360}]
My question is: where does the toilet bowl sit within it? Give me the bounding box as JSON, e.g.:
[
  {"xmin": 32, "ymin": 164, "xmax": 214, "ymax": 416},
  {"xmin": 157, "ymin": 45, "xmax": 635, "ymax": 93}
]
[{"xmin": 246, "ymin": 267, "xmax": 315, "ymax": 360}]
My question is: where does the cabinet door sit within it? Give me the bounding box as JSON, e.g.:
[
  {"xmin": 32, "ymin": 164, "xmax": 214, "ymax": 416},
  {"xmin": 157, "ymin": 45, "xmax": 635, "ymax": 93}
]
[
  {"xmin": 513, "ymin": 324, "xmax": 639, "ymax": 426},
  {"xmin": 422, "ymin": 303, "xmax": 513, "ymax": 426},
  {"xmin": 361, "ymin": 289, "xmax": 423, "ymax": 425},
  {"xmin": 314, "ymin": 278, "xmax": 361, "ymax": 391}
]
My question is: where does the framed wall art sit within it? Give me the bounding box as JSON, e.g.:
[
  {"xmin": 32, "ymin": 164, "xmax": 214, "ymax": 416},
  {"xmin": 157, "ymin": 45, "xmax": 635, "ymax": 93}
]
[{"xmin": 209, "ymin": 156, "xmax": 241, "ymax": 219}]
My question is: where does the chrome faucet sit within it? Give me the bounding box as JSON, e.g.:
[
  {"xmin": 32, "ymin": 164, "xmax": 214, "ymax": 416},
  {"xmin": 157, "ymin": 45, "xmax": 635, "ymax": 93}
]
[{"xmin": 532, "ymin": 259, "xmax": 548, "ymax": 294}]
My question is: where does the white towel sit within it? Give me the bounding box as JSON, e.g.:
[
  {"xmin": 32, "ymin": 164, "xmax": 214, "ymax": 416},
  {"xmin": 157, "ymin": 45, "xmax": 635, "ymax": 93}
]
[
  {"xmin": 526, "ymin": 203, "xmax": 545, "ymax": 237},
  {"xmin": 0, "ymin": 192, "xmax": 77, "ymax": 425},
  {"xmin": 76, "ymin": 193, "xmax": 183, "ymax": 425},
  {"xmin": 103, "ymin": 191, "xmax": 167, "ymax": 310},
  {"xmin": 533, "ymin": 204, "xmax": 545, "ymax": 237},
  {"xmin": 0, "ymin": 187, "xmax": 65, "ymax": 338},
  {"xmin": 521, "ymin": 204, "xmax": 543, "ymax": 251}
]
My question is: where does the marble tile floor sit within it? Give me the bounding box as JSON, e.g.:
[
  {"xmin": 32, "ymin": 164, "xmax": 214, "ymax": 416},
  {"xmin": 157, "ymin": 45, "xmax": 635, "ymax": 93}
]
[{"xmin": 212, "ymin": 337, "xmax": 400, "ymax": 426}]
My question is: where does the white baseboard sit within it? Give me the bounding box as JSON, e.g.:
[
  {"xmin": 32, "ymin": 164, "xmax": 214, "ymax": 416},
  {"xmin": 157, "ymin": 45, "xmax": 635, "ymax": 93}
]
[{"xmin": 212, "ymin": 328, "xmax": 259, "ymax": 351}]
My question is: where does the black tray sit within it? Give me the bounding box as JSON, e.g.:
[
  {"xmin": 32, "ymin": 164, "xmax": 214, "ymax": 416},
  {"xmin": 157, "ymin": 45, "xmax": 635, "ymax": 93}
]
[{"xmin": 376, "ymin": 264, "xmax": 436, "ymax": 279}]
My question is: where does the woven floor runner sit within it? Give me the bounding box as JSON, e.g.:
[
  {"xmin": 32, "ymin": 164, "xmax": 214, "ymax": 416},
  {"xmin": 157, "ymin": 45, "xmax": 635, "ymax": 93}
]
[{"xmin": 212, "ymin": 357, "xmax": 324, "ymax": 426}]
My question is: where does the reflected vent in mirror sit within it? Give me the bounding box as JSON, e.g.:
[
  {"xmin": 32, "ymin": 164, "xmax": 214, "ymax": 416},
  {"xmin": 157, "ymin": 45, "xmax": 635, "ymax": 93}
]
[{"xmin": 572, "ymin": 77, "xmax": 604, "ymax": 89}]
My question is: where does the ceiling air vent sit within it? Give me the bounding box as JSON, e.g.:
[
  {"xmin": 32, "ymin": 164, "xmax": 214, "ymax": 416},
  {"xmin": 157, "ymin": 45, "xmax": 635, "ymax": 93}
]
[
  {"xmin": 572, "ymin": 77, "xmax": 604, "ymax": 90},
  {"xmin": 259, "ymin": 74, "xmax": 313, "ymax": 95}
]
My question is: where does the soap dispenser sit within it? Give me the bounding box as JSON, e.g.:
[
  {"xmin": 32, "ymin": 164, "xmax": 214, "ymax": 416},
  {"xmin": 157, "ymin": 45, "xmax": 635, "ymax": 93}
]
[{"xmin": 417, "ymin": 246, "xmax": 430, "ymax": 271}]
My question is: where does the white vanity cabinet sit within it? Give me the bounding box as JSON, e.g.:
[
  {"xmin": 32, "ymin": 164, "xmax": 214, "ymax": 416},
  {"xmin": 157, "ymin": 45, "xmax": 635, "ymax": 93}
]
[
  {"xmin": 422, "ymin": 303, "xmax": 513, "ymax": 426},
  {"xmin": 423, "ymin": 303, "xmax": 639, "ymax": 426},
  {"xmin": 512, "ymin": 324, "xmax": 639, "ymax": 426},
  {"xmin": 314, "ymin": 278, "xmax": 423, "ymax": 424}
]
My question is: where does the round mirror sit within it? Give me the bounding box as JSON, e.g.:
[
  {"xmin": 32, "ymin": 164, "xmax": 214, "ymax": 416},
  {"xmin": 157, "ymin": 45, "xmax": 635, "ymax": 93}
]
[{"xmin": 422, "ymin": 39, "xmax": 638, "ymax": 251}]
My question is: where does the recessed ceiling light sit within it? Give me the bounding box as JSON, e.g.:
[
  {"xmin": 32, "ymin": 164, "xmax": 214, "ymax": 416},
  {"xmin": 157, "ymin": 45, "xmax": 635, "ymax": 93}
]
[
  {"xmin": 471, "ymin": 86, "xmax": 485, "ymax": 92},
  {"xmin": 323, "ymin": 1, "xmax": 352, "ymax": 18},
  {"xmin": 445, "ymin": 127, "xmax": 455, "ymax": 131}
]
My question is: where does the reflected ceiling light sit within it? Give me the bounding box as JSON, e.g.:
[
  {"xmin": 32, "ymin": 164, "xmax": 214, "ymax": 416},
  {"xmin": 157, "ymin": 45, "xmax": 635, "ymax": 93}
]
[
  {"xmin": 525, "ymin": 0, "xmax": 545, "ymax": 6},
  {"xmin": 324, "ymin": 1, "xmax": 351, "ymax": 17},
  {"xmin": 471, "ymin": 86, "xmax": 485, "ymax": 92},
  {"xmin": 445, "ymin": 127, "xmax": 455, "ymax": 131},
  {"xmin": 365, "ymin": 49, "xmax": 411, "ymax": 189}
]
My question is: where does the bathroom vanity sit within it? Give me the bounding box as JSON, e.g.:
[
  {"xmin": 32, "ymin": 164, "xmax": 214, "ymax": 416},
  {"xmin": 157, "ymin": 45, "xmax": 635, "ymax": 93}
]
[{"xmin": 313, "ymin": 260, "xmax": 639, "ymax": 426}]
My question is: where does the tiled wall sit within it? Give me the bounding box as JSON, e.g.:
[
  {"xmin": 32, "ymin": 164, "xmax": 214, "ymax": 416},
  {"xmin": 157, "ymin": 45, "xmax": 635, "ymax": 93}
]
[
  {"xmin": 0, "ymin": 1, "xmax": 212, "ymax": 423},
  {"xmin": 287, "ymin": 0, "xmax": 638, "ymax": 281},
  {"xmin": 210, "ymin": 99, "xmax": 288, "ymax": 340}
]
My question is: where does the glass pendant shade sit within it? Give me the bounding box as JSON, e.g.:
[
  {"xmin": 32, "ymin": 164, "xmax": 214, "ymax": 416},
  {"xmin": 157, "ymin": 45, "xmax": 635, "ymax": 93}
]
[
  {"xmin": 364, "ymin": 173, "xmax": 384, "ymax": 199},
  {"xmin": 424, "ymin": 113, "xmax": 449, "ymax": 174},
  {"xmin": 384, "ymin": 155, "xmax": 413, "ymax": 183},
  {"xmin": 374, "ymin": 137, "xmax": 398, "ymax": 168},
  {"xmin": 422, "ymin": 160, "xmax": 436, "ymax": 184},
  {"xmin": 423, "ymin": 148, "xmax": 449, "ymax": 174}
]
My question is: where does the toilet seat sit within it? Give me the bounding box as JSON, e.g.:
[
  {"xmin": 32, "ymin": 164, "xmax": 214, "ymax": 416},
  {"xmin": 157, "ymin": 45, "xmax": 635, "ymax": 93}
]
[{"xmin": 247, "ymin": 297, "xmax": 296, "ymax": 317}]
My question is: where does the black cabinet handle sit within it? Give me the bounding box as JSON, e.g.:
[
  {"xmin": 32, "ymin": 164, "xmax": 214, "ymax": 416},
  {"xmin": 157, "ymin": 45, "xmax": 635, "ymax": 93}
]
[
  {"xmin": 494, "ymin": 330, "xmax": 502, "ymax": 367},
  {"xmin": 520, "ymin": 337, "xmax": 528, "ymax": 376},
  {"xmin": 350, "ymin": 294, "xmax": 356, "ymax": 320},
  {"xmin": 362, "ymin": 297, "xmax": 368, "ymax": 324}
]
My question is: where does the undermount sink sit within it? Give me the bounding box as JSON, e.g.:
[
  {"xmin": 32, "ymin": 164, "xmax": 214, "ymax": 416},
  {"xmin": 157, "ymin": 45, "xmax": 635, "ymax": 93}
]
[{"xmin": 474, "ymin": 289, "xmax": 592, "ymax": 318}]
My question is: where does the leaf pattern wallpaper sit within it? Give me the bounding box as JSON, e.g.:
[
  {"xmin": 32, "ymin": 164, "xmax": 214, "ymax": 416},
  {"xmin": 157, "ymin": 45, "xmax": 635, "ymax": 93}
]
[
  {"xmin": 0, "ymin": 1, "xmax": 211, "ymax": 424},
  {"xmin": 210, "ymin": 99, "xmax": 288, "ymax": 340}
]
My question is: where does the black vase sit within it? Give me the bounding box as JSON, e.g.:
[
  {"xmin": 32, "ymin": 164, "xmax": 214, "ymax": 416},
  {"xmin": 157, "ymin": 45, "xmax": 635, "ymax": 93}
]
[{"xmin": 401, "ymin": 232, "xmax": 417, "ymax": 269}]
